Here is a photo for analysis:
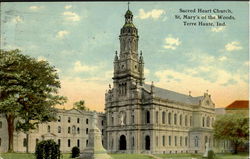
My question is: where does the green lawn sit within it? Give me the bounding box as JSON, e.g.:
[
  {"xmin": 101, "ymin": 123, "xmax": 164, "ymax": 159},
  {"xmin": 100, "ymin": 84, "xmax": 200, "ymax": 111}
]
[{"xmin": 0, "ymin": 153, "xmax": 248, "ymax": 159}]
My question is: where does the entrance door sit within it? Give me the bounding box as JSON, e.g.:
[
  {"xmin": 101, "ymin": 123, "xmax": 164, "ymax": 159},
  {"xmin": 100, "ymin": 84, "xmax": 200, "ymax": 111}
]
[
  {"xmin": 119, "ymin": 135, "xmax": 126, "ymax": 150},
  {"xmin": 145, "ymin": 135, "xmax": 150, "ymax": 150}
]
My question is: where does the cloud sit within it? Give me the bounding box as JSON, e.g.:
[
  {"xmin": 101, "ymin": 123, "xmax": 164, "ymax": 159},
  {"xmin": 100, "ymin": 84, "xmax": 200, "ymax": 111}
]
[
  {"xmin": 225, "ymin": 41, "xmax": 242, "ymax": 51},
  {"xmin": 137, "ymin": 9, "xmax": 165, "ymax": 19},
  {"xmin": 211, "ymin": 26, "xmax": 225, "ymax": 32},
  {"xmin": 63, "ymin": 11, "xmax": 80, "ymax": 21},
  {"xmin": 73, "ymin": 61, "xmax": 98, "ymax": 72},
  {"xmin": 12, "ymin": 16, "xmax": 23, "ymax": 23},
  {"xmin": 64, "ymin": 5, "xmax": 72, "ymax": 9},
  {"xmin": 153, "ymin": 68, "xmax": 248, "ymax": 107},
  {"xmin": 29, "ymin": 6, "xmax": 43, "ymax": 11},
  {"xmin": 163, "ymin": 35, "xmax": 181, "ymax": 50},
  {"xmin": 144, "ymin": 68, "xmax": 150, "ymax": 76},
  {"xmin": 56, "ymin": 30, "xmax": 69, "ymax": 39},
  {"xmin": 218, "ymin": 56, "xmax": 227, "ymax": 62}
]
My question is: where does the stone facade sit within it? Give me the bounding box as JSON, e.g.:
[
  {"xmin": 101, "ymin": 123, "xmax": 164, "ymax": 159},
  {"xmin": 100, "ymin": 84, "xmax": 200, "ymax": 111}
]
[
  {"xmin": 0, "ymin": 109, "xmax": 105, "ymax": 153},
  {"xmin": 105, "ymin": 9, "xmax": 216, "ymax": 154}
]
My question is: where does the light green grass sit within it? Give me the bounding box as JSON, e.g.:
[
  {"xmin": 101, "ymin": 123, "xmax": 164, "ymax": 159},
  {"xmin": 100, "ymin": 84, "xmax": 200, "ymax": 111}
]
[{"xmin": 0, "ymin": 153, "xmax": 248, "ymax": 159}]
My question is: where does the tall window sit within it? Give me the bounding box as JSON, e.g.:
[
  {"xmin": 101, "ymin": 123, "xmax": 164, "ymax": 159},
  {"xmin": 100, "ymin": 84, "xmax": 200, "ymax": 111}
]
[
  {"xmin": 68, "ymin": 117, "xmax": 71, "ymax": 123},
  {"xmin": 185, "ymin": 137, "xmax": 188, "ymax": 146},
  {"xmin": 168, "ymin": 112, "xmax": 171, "ymax": 125},
  {"xmin": 156, "ymin": 136, "xmax": 158, "ymax": 146},
  {"xmin": 111, "ymin": 117, "xmax": 114, "ymax": 125},
  {"xmin": 190, "ymin": 116, "xmax": 192, "ymax": 126},
  {"xmin": 169, "ymin": 136, "xmax": 171, "ymax": 146},
  {"xmin": 86, "ymin": 140, "xmax": 88, "ymax": 146},
  {"xmin": 179, "ymin": 115, "xmax": 182, "ymax": 126},
  {"xmin": 58, "ymin": 126, "xmax": 61, "ymax": 133},
  {"xmin": 180, "ymin": 136, "xmax": 182, "ymax": 146},
  {"xmin": 0, "ymin": 121, "xmax": 2, "ymax": 128},
  {"xmin": 102, "ymin": 120, "xmax": 104, "ymax": 126},
  {"xmin": 68, "ymin": 127, "xmax": 71, "ymax": 134},
  {"xmin": 86, "ymin": 128, "xmax": 89, "ymax": 134},
  {"xmin": 23, "ymin": 138, "xmax": 27, "ymax": 147},
  {"xmin": 132, "ymin": 115, "xmax": 135, "ymax": 124},
  {"xmin": 162, "ymin": 112, "xmax": 165, "ymax": 124},
  {"xmin": 146, "ymin": 111, "xmax": 150, "ymax": 124},
  {"xmin": 202, "ymin": 117, "xmax": 205, "ymax": 127},
  {"xmin": 156, "ymin": 111, "xmax": 159, "ymax": 124},
  {"xmin": 0, "ymin": 138, "xmax": 2, "ymax": 146},
  {"xmin": 86, "ymin": 118, "xmax": 89, "ymax": 124},
  {"xmin": 77, "ymin": 139, "xmax": 80, "ymax": 147},
  {"xmin": 175, "ymin": 136, "xmax": 177, "ymax": 146},
  {"xmin": 207, "ymin": 116, "xmax": 210, "ymax": 127},
  {"xmin": 162, "ymin": 136, "xmax": 165, "ymax": 146},
  {"xmin": 185, "ymin": 115, "xmax": 188, "ymax": 126},
  {"xmin": 77, "ymin": 127, "xmax": 80, "ymax": 134},
  {"xmin": 77, "ymin": 118, "xmax": 80, "ymax": 123},
  {"xmin": 58, "ymin": 116, "xmax": 61, "ymax": 122},
  {"xmin": 194, "ymin": 136, "xmax": 199, "ymax": 147},
  {"xmin": 58, "ymin": 139, "xmax": 61, "ymax": 146},
  {"xmin": 47, "ymin": 125, "xmax": 51, "ymax": 133},
  {"xmin": 132, "ymin": 137, "xmax": 135, "ymax": 147},
  {"xmin": 174, "ymin": 114, "xmax": 177, "ymax": 125},
  {"xmin": 68, "ymin": 139, "xmax": 71, "ymax": 147}
]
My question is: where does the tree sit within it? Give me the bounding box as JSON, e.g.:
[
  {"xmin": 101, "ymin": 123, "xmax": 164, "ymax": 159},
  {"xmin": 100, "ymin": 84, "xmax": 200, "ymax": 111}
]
[
  {"xmin": 73, "ymin": 100, "xmax": 89, "ymax": 111},
  {"xmin": 0, "ymin": 49, "xmax": 67, "ymax": 152},
  {"xmin": 213, "ymin": 113, "xmax": 249, "ymax": 154}
]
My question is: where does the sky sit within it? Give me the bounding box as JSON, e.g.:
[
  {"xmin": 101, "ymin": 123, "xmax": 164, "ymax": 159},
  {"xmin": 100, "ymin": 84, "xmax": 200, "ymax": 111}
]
[{"xmin": 1, "ymin": 2, "xmax": 249, "ymax": 112}]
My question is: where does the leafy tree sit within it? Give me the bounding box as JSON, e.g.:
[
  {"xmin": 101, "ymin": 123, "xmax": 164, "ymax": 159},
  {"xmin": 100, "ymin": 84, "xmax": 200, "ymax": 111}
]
[
  {"xmin": 0, "ymin": 49, "xmax": 67, "ymax": 152},
  {"xmin": 73, "ymin": 100, "xmax": 89, "ymax": 111},
  {"xmin": 35, "ymin": 139, "xmax": 60, "ymax": 159},
  {"xmin": 213, "ymin": 113, "xmax": 249, "ymax": 154}
]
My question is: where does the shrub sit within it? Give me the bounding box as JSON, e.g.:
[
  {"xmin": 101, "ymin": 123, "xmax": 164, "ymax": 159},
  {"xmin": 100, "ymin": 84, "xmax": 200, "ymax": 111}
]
[
  {"xmin": 71, "ymin": 146, "xmax": 80, "ymax": 158},
  {"xmin": 208, "ymin": 149, "xmax": 215, "ymax": 159},
  {"xmin": 35, "ymin": 139, "xmax": 60, "ymax": 159}
]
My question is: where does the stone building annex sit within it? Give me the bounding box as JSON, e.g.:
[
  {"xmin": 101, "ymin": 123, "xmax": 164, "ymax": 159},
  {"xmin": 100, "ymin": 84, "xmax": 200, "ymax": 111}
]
[{"xmin": 0, "ymin": 8, "xmax": 218, "ymax": 154}]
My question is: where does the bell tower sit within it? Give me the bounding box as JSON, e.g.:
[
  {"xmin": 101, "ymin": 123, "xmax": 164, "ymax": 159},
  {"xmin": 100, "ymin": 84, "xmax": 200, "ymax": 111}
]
[{"xmin": 113, "ymin": 8, "xmax": 145, "ymax": 97}]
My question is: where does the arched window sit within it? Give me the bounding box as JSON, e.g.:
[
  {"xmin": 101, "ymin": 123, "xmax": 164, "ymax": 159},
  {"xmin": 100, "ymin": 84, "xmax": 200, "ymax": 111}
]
[
  {"xmin": 168, "ymin": 112, "xmax": 171, "ymax": 125},
  {"xmin": 162, "ymin": 112, "xmax": 165, "ymax": 124},
  {"xmin": 112, "ymin": 117, "xmax": 114, "ymax": 125},
  {"xmin": 169, "ymin": 136, "xmax": 171, "ymax": 146},
  {"xmin": 58, "ymin": 126, "xmax": 61, "ymax": 133},
  {"xmin": 77, "ymin": 127, "xmax": 80, "ymax": 134},
  {"xmin": 146, "ymin": 111, "xmax": 150, "ymax": 124},
  {"xmin": 185, "ymin": 137, "xmax": 188, "ymax": 146},
  {"xmin": 180, "ymin": 136, "xmax": 182, "ymax": 146},
  {"xmin": 155, "ymin": 111, "xmax": 159, "ymax": 124},
  {"xmin": 185, "ymin": 115, "xmax": 188, "ymax": 126},
  {"xmin": 162, "ymin": 136, "xmax": 165, "ymax": 146},
  {"xmin": 179, "ymin": 115, "xmax": 182, "ymax": 126},
  {"xmin": 174, "ymin": 114, "xmax": 177, "ymax": 125},
  {"xmin": 207, "ymin": 116, "xmax": 210, "ymax": 127},
  {"xmin": 132, "ymin": 114, "xmax": 135, "ymax": 124},
  {"xmin": 86, "ymin": 118, "xmax": 89, "ymax": 124},
  {"xmin": 23, "ymin": 138, "xmax": 27, "ymax": 147},
  {"xmin": 68, "ymin": 117, "xmax": 71, "ymax": 123},
  {"xmin": 202, "ymin": 117, "xmax": 205, "ymax": 127},
  {"xmin": 102, "ymin": 129, "xmax": 104, "ymax": 135},
  {"xmin": 72, "ymin": 125, "xmax": 76, "ymax": 134},
  {"xmin": 47, "ymin": 125, "xmax": 50, "ymax": 133},
  {"xmin": 36, "ymin": 139, "xmax": 39, "ymax": 145},
  {"xmin": 86, "ymin": 128, "xmax": 89, "ymax": 134},
  {"xmin": 86, "ymin": 140, "xmax": 88, "ymax": 146},
  {"xmin": 68, "ymin": 139, "xmax": 71, "ymax": 147},
  {"xmin": 132, "ymin": 137, "xmax": 135, "ymax": 147},
  {"xmin": 102, "ymin": 120, "xmax": 104, "ymax": 126},
  {"xmin": 77, "ymin": 139, "xmax": 80, "ymax": 147},
  {"xmin": 68, "ymin": 127, "xmax": 71, "ymax": 134},
  {"xmin": 190, "ymin": 116, "xmax": 192, "ymax": 126},
  {"xmin": 0, "ymin": 138, "xmax": 2, "ymax": 146},
  {"xmin": 194, "ymin": 136, "xmax": 199, "ymax": 147},
  {"xmin": 58, "ymin": 116, "xmax": 61, "ymax": 122},
  {"xmin": 77, "ymin": 118, "xmax": 80, "ymax": 123}
]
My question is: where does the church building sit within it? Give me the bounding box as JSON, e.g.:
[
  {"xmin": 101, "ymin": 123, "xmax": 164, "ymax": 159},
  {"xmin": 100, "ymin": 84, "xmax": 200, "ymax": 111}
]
[{"xmin": 105, "ymin": 8, "xmax": 216, "ymax": 154}]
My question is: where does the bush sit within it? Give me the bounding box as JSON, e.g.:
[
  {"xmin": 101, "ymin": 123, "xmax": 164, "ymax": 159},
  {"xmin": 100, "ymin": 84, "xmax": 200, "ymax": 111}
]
[
  {"xmin": 71, "ymin": 146, "xmax": 80, "ymax": 158},
  {"xmin": 35, "ymin": 139, "xmax": 60, "ymax": 159},
  {"xmin": 208, "ymin": 149, "xmax": 215, "ymax": 159}
]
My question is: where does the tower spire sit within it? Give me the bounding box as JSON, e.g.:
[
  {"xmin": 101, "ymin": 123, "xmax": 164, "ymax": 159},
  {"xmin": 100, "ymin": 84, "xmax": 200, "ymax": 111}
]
[{"xmin": 128, "ymin": 1, "xmax": 130, "ymax": 10}]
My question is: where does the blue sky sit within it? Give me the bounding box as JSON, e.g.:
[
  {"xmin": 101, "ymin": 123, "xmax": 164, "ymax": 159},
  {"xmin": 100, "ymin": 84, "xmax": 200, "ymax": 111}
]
[{"xmin": 1, "ymin": 2, "xmax": 249, "ymax": 111}]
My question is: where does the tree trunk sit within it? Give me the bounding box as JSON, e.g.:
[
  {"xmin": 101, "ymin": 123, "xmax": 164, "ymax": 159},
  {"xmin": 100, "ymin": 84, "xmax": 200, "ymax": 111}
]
[{"xmin": 6, "ymin": 114, "xmax": 15, "ymax": 152}]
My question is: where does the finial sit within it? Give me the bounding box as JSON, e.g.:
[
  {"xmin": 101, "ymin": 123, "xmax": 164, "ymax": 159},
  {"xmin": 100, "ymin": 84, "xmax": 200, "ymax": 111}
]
[
  {"xmin": 115, "ymin": 50, "xmax": 117, "ymax": 55},
  {"xmin": 140, "ymin": 50, "xmax": 142, "ymax": 56},
  {"xmin": 109, "ymin": 84, "xmax": 111, "ymax": 89},
  {"xmin": 128, "ymin": 1, "xmax": 130, "ymax": 10}
]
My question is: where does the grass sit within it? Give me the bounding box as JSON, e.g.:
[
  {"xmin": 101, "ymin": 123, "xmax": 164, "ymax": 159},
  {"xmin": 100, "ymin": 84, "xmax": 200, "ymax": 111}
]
[{"xmin": 0, "ymin": 152, "xmax": 248, "ymax": 159}]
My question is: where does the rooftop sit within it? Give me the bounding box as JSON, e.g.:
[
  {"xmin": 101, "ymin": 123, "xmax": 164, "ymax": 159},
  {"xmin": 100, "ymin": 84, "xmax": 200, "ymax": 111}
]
[{"xmin": 225, "ymin": 100, "xmax": 249, "ymax": 109}]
